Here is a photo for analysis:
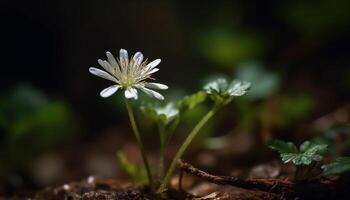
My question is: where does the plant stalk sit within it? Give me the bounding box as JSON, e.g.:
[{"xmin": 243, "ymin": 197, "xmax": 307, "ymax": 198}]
[
  {"xmin": 125, "ymin": 99, "xmax": 154, "ymax": 187},
  {"xmin": 158, "ymin": 123, "xmax": 166, "ymax": 180},
  {"xmin": 158, "ymin": 104, "xmax": 220, "ymax": 192}
]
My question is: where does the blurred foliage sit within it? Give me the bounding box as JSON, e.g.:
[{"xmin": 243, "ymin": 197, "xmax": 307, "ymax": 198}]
[
  {"xmin": 312, "ymin": 125, "xmax": 350, "ymax": 156},
  {"xmin": 282, "ymin": 0, "xmax": 350, "ymax": 36},
  {"xmin": 236, "ymin": 62, "xmax": 280, "ymax": 101},
  {"xmin": 196, "ymin": 29, "xmax": 265, "ymax": 67},
  {"xmin": 0, "ymin": 85, "xmax": 77, "ymax": 174},
  {"xmin": 275, "ymin": 94, "xmax": 315, "ymax": 128},
  {"xmin": 116, "ymin": 151, "xmax": 147, "ymax": 183},
  {"xmin": 322, "ymin": 157, "xmax": 350, "ymax": 175}
]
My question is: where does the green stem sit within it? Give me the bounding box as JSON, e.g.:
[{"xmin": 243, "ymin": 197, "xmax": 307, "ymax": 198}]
[
  {"xmin": 125, "ymin": 99, "xmax": 154, "ymax": 187},
  {"xmin": 165, "ymin": 117, "xmax": 180, "ymax": 146},
  {"xmin": 158, "ymin": 104, "xmax": 220, "ymax": 192},
  {"xmin": 158, "ymin": 123, "xmax": 166, "ymax": 180}
]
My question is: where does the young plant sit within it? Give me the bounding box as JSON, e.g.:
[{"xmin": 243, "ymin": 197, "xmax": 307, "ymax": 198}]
[
  {"xmin": 268, "ymin": 140, "xmax": 328, "ymax": 181},
  {"xmin": 141, "ymin": 102, "xmax": 180, "ymax": 179},
  {"xmin": 158, "ymin": 78, "xmax": 251, "ymax": 191},
  {"xmin": 89, "ymin": 51, "xmax": 251, "ymax": 192},
  {"xmin": 89, "ymin": 49, "xmax": 168, "ymax": 188}
]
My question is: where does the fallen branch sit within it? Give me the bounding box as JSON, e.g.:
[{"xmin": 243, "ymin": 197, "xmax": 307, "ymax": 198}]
[
  {"xmin": 178, "ymin": 160, "xmax": 295, "ymax": 194},
  {"xmin": 178, "ymin": 160, "xmax": 341, "ymax": 199}
]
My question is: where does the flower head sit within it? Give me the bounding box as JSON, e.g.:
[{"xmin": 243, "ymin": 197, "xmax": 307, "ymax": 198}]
[{"xmin": 89, "ymin": 49, "xmax": 168, "ymax": 100}]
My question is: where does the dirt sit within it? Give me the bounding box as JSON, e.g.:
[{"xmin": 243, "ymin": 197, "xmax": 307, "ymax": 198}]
[
  {"xmin": 3, "ymin": 174, "xmax": 349, "ymax": 200},
  {"xmin": 2, "ymin": 160, "xmax": 350, "ymax": 200}
]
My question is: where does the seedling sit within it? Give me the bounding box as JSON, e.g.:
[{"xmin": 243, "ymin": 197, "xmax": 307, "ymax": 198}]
[
  {"xmin": 158, "ymin": 78, "xmax": 250, "ymax": 191},
  {"xmin": 89, "ymin": 49, "xmax": 251, "ymax": 192},
  {"xmin": 268, "ymin": 140, "xmax": 328, "ymax": 181},
  {"xmin": 141, "ymin": 102, "xmax": 180, "ymax": 179}
]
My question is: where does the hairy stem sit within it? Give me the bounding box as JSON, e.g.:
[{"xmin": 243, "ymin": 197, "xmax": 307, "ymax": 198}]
[
  {"xmin": 125, "ymin": 99, "xmax": 154, "ymax": 187},
  {"xmin": 158, "ymin": 104, "xmax": 220, "ymax": 192}
]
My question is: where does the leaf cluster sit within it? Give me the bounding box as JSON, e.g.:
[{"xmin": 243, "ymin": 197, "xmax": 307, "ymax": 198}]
[
  {"xmin": 203, "ymin": 78, "xmax": 251, "ymax": 104},
  {"xmin": 268, "ymin": 140, "xmax": 328, "ymax": 165}
]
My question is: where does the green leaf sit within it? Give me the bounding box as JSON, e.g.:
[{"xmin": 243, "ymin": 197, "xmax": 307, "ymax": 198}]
[
  {"xmin": 141, "ymin": 102, "xmax": 179, "ymax": 125},
  {"xmin": 178, "ymin": 91, "xmax": 207, "ymax": 111},
  {"xmin": 203, "ymin": 78, "xmax": 229, "ymax": 94},
  {"xmin": 227, "ymin": 80, "xmax": 252, "ymax": 96},
  {"xmin": 116, "ymin": 151, "xmax": 147, "ymax": 183},
  {"xmin": 322, "ymin": 157, "xmax": 350, "ymax": 176},
  {"xmin": 268, "ymin": 140, "xmax": 298, "ymax": 154},
  {"xmin": 269, "ymin": 140, "xmax": 328, "ymax": 165},
  {"xmin": 203, "ymin": 78, "xmax": 251, "ymax": 104}
]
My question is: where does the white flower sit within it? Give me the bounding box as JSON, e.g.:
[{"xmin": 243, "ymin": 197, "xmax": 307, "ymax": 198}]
[{"xmin": 89, "ymin": 49, "xmax": 168, "ymax": 100}]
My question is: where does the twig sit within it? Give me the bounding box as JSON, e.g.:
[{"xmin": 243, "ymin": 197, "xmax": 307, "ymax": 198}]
[{"xmin": 177, "ymin": 160, "xmax": 294, "ymax": 194}]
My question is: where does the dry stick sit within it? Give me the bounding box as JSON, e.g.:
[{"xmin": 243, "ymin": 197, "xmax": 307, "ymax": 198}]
[{"xmin": 177, "ymin": 160, "xmax": 295, "ymax": 194}]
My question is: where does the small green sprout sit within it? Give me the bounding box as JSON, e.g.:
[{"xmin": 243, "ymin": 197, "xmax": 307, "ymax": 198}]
[
  {"xmin": 203, "ymin": 78, "xmax": 251, "ymax": 104},
  {"xmin": 268, "ymin": 140, "xmax": 328, "ymax": 181},
  {"xmin": 141, "ymin": 102, "xmax": 180, "ymax": 179},
  {"xmin": 142, "ymin": 102, "xmax": 179, "ymax": 126},
  {"xmin": 322, "ymin": 157, "xmax": 350, "ymax": 176},
  {"xmin": 159, "ymin": 78, "xmax": 251, "ymax": 191}
]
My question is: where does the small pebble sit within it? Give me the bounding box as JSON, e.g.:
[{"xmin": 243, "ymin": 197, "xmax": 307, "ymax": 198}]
[
  {"xmin": 63, "ymin": 184, "xmax": 70, "ymax": 190},
  {"xmin": 87, "ymin": 176, "xmax": 95, "ymax": 184}
]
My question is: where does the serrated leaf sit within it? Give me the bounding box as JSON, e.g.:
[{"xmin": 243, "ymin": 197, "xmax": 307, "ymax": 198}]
[
  {"xmin": 269, "ymin": 140, "xmax": 328, "ymax": 166},
  {"xmin": 141, "ymin": 102, "xmax": 179, "ymax": 125},
  {"xmin": 227, "ymin": 80, "xmax": 251, "ymax": 96},
  {"xmin": 203, "ymin": 78, "xmax": 251, "ymax": 104},
  {"xmin": 268, "ymin": 140, "xmax": 298, "ymax": 154},
  {"xmin": 203, "ymin": 78, "xmax": 228, "ymax": 94},
  {"xmin": 178, "ymin": 91, "xmax": 207, "ymax": 111},
  {"xmin": 322, "ymin": 157, "xmax": 350, "ymax": 175},
  {"xmin": 299, "ymin": 141, "xmax": 328, "ymax": 158}
]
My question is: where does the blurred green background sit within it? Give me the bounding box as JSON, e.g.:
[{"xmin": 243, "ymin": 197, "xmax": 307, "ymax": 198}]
[{"xmin": 1, "ymin": 0, "xmax": 350, "ymax": 195}]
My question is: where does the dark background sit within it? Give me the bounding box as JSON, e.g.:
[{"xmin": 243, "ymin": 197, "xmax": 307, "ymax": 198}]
[{"xmin": 1, "ymin": 0, "xmax": 350, "ymax": 195}]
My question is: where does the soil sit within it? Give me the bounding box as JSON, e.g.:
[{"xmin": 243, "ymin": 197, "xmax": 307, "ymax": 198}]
[{"xmin": 3, "ymin": 165, "xmax": 350, "ymax": 200}]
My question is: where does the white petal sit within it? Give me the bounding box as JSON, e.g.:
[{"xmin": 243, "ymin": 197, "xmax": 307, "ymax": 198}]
[
  {"xmin": 106, "ymin": 51, "xmax": 118, "ymax": 67},
  {"xmin": 89, "ymin": 67, "xmax": 118, "ymax": 82},
  {"xmin": 100, "ymin": 85, "xmax": 120, "ymax": 98},
  {"xmin": 119, "ymin": 49, "xmax": 129, "ymax": 66},
  {"xmin": 144, "ymin": 68, "xmax": 159, "ymax": 76},
  {"xmin": 132, "ymin": 52, "xmax": 143, "ymax": 65},
  {"xmin": 98, "ymin": 59, "xmax": 114, "ymax": 74},
  {"xmin": 147, "ymin": 59, "xmax": 161, "ymax": 70},
  {"xmin": 124, "ymin": 88, "xmax": 138, "ymax": 99},
  {"xmin": 145, "ymin": 82, "xmax": 168, "ymax": 90},
  {"xmin": 139, "ymin": 86, "xmax": 164, "ymax": 100}
]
